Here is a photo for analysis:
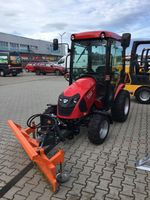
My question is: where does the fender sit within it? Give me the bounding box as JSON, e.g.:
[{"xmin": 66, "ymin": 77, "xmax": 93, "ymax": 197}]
[{"xmin": 114, "ymin": 83, "xmax": 125, "ymax": 99}]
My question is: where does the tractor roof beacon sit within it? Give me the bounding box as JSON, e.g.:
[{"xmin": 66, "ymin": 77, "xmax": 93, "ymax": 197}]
[
  {"xmin": 8, "ymin": 30, "xmax": 131, "ymax": 192},
  {"xmin": 125, "ymin": 40, "xmax": 150, "ymax": 104}
]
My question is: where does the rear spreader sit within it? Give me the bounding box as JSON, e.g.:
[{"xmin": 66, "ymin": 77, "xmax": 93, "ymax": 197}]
[{"xmin": 8, "ymin": 30, "xmax": 131, "ymax": 192}]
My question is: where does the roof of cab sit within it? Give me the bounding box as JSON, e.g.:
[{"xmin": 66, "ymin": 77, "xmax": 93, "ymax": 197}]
[{"xmin": 72, "ymin": 31, "xmax": 121, "ymax": 41}]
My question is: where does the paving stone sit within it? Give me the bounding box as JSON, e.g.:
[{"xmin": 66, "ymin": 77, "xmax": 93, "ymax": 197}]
[
  {"xmin": 32, "ymin": 180, "xmax": 48, "ymax": 194},
  {"xmin": 85, "ymin": 159, "xmax": 96, "ymax": 168},
  {"xmin": 106, "ymin": 186, "xmax": 121, "ymax": 200},
  {"xmin": 68, "ymin": 156, "xmax": 79, "ymax": 165},
  {"xmin": 27, "ymin": 174, "xmax": 42, "ymax": 186},
  {"xmin": 96, "ymin": 179, "xmax": 110, "ymax": 191},
  {"xmin": 68, "ymin": 183, "xmax": 83, "ymax": 197},
  {"xmin": 134, "ymin": 172, "xmax": 147, "ymax": 183},
  {"xmin": 0, "ymin": 166, "xmax": 15, "ymax": 175},
  {"xmin": 78, "ymin": 154, "xmax": 90, "ymax": 162},
  {"xmin": 80, "ymin": 166, "xmax": 93, "ymax": 176},
  {"xmin": 89, "ymin": 153, "xmax": 99, "ymax": 161},
  {"xmin": 104, "ymin": 162, "xmax": 116, "ymax": 172},
  {"xmin": 75, "ymin": 160, "xmax": 85, "ymax": 169},
  {"xmin": 66, "ymin": 194, "xmax": 80, "ymax": 200},
  {"xmin": 122, "ymin": 174, "xmax": 135, "ymax": 186},
  {"xmin": 100, "ymin": 170, "xmax": 113, "ymax": 181},
  {"xmin": 70, "ymin": 167, "xmax": 82, "ymax": 178},
  {"xmin": 26, "ymin": 191, "xmax": 42, "ymax": 200},
  {"xmin": 133, "ymin": 192, "xmax": 147, "ymax": 200},
  {"xmin": 92, "ymin": 165, "xmax": 104, "ymax": 175},
  {"xmin": 120, "ymin": 184, "xmax": 134, "ymax": 197},
  {"xmin": 124, "ymin": 167, "xmax": 136, "ymax": 177},
  {"xmin": 75, "ymin": 173, "xmax": 89, "ymax": 185},
  {"xmin": 112, "ymin": 169, "xmax": 124, "ymax": 179},
  {"xmin": 0, "ymin": 173, "xmax": 13, "ymax": 182},
  {"xmin": 109, "ymin": 177, "xmax": 123, "ymax": 189},
  {"xmin": 17, "ymin": 183, "xmax": 36, "ymax": 197},
  {"xmin": 0, "ymin": 180, "xmax": 6, "ymax": 189},
  {"xmin": 52, "ymin": 186, "xmax": 70, "ymax": 199},
  {"xmin": 119, "ymin": 194, "xmax": 134, "ymax": 200},
  {"xmin": 80, "ymin": 191, "xmax": 94, "ymax": 200},
  {"xmin": 82, "ymin": 181, "xmax": 97, "ymax": 194},
  {"xmin": 13, "ymin": 194, "xmax": 26, "ymax": 200},
  {"xmin": 4, "ymin": 186, "xmax": 21, "ymax": 199},
  {"xmin": 37, "ymin": 188, "xmax": 53, "ymax": 200},
  {"xmin": 15, "ymin": 177, "xmax": 30, "ymax": 188},
  {"xmin": 87, "ymin": 172, "xmax": 101, "ymax": 183},
  {"xmin": 96, "ymin": 158, "xmax": 106, "ymax": 166},
  {"xmin": 92, "ymin": 189, "xmax": 108, "ymax": 200},
  {"xmin": 133, "ymin": 181, "xmax": 147, "ymax": 195}
]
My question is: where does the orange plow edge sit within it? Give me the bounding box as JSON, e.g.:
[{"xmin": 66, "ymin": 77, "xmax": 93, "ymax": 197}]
[{"xmin": 7, "ymin": 120, "xmax": 64, "ymax": 192}]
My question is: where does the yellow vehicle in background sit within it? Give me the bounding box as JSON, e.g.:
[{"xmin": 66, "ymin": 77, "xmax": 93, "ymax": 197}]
[{"xmin": 125, "ymin": 41, "xmax": 150, "ymax": 104}]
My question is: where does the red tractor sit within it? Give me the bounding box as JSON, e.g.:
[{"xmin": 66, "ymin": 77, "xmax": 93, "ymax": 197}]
[{"xmin": 8, "ymin": 30, "xmax": 131, "ymax": 192}]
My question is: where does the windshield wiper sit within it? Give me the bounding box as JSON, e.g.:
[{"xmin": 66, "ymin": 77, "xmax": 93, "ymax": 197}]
[{"xmin": 76, "ymin": 47, "xmax": 87, "ymax": 64}]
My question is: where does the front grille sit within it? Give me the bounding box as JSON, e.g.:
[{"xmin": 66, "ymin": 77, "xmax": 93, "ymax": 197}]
[{"xmin": 58, "ymin": 105, "xmax": 74, "ymax": 116}]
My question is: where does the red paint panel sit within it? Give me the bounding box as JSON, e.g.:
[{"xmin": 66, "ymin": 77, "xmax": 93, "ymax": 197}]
[{"xmin": 72, "ymin": 31, "xmax": 121, "ymax": 41}]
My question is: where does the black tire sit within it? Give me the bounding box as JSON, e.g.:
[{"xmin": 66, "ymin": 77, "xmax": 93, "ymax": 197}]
[
  {"xmin": 42, "ymin": 72, "xmax": 46, "ymax": 75},
  {"xmin": 12, "ymin": 72, "xmax": 17, "ymax": 77},
  {"xmin": 135, "ymin": 87, "xmax": 150, "ymax": 104},
  {"xmin": 88, "ymin": 114, "xmax": 110, "ymax": 145},
  {"xmin": 55, "ymin": 70, "xmax": 61, "ymax": 76},
  {"xmin": 111, "ymin": 90, "xmax": 130, "ymax": 122},
  {"xmin": 36, "ymin": 70, "xmax": 41, "ymax": 75},
  {"xmin": 0, "ymin": 70, "xmax": 6, "ymax": 77}
]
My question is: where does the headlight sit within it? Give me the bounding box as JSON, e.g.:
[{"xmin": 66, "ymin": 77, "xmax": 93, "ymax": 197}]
[
  {"xmin": 72, "ymin": 94, "xmax": 80, "ymax": 104},
  {"xmin": 58, "ymin": 93, "xmax": 80, "ymax": 106}
]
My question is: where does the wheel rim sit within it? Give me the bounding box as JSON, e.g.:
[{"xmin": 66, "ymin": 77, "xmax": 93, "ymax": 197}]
[
  {"xmin": 99, "ymin": 120, "xmax": 109, "ymax": 139},
  {"xmin": 124, "ymin": 97, "xmax": 129, "ymax": 115},
  {"xmin": 0, "ymin": 71, "xmax": 4, "ymax": 76},
  {"xmin": 139, "ymin": 90, "xmax": 150, "ymax": 102}
]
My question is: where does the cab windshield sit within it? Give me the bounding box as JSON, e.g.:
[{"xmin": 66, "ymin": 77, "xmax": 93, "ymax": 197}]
[{"xmin": 71, "ymin": 39, "xmax": 107, "ymax": 80}]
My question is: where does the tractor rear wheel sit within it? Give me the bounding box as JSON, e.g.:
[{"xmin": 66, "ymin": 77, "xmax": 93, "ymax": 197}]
[
  {"xmin": 111, "ymin": 90, "xmax": 130, "ymax": 122},
  {"xmin": 135, "ymin": 87, "xmax": 150, "ymax": 104},
  {"xmin": 88, "ymin": 114, "xmax": 110, "ymax": 145}
]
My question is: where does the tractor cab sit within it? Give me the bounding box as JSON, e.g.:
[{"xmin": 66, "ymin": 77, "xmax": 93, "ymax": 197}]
[
  {"xmin": 68, "ymin": 31, "xmax": 130, "ymax": 106},
  {"xmin": 125, "ymin": 41, "xmax": 150, "ymax": 104}
]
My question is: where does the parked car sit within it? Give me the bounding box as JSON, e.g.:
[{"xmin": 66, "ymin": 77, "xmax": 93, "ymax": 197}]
[
  {"xmin": 24, "ymin": 62, "xmax": 36, "ymax": 72},
  {"xmin": 34, "ymin": 62, "xmax": 65, "ymax": 75}
]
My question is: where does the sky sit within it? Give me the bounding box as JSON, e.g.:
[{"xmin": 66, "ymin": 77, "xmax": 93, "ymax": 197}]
[{"xmin": 0, "ymin": 0, "xmax": 150, "ymax": 43}]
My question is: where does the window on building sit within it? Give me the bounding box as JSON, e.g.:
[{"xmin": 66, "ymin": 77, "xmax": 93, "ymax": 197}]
[
  {"xmin": 0, "ymin": 41, "xmax": 8, "ymax": 50},
  {"xmin": 30, "ymin": 45, "xmax": 38, "ymax": 51},
  {"xmin": 20, "ymin": 44, "xmax": 28, "ymax": 52},
  {"xmin": 10, "ymin": 43, "xmax": 19, "ymax": 51}
]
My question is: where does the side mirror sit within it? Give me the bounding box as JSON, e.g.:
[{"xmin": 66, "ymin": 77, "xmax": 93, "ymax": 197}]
[
  {"xmin": 53, "ymin": 39, "xmax": 59, "ymax": 50},
  {"xmin": 121, "ymin": 33, "xmax": 131, "ymax": 48}
]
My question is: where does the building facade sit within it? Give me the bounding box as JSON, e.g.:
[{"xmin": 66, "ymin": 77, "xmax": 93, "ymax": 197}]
[{"xmin": 0, "ymin": 32, "xmax": 65, "ymax": 62}]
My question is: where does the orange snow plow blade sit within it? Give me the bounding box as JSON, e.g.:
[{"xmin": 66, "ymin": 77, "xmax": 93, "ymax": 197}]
[{"xmin": 7, "ymin": 120, "xmax": 64, "ymax": 192}]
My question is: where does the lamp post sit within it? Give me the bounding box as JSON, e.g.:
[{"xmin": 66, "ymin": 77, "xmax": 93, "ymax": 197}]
[{"xmin": 59, "ymin": 32, "xmax": 66, "ymax": 55}]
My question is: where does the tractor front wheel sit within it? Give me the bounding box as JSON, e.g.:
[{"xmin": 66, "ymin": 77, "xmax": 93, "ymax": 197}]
[
  {"xmin": 88, "ymin": 114, "xmax": 110, "ymax": 145},
  {"xmin": 135, "ymin": 87, "xmax": 150, "ymax": 104},
  {"xmin": 111, "ymin": 90, "xmax": 130, "ymax": 122}
]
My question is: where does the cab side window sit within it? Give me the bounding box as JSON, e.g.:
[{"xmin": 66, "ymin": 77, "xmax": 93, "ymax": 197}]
[{"xmin": 111, "ymin": 41, "xmax": 123, "ymax": 84}]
